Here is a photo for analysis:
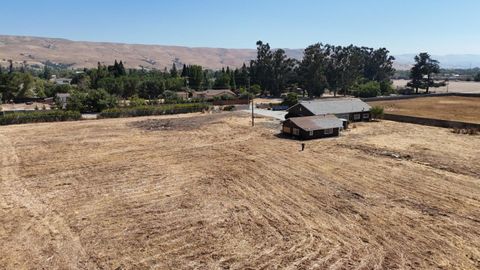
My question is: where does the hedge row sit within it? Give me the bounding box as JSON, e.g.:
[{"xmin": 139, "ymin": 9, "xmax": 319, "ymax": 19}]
[
  {"xmin": 0, "ymin": 110, "xmax": 82, "ymax": 125},
  {"xmin": 99, "ymin": 103, "xmax": 210, "ymax": 118}
]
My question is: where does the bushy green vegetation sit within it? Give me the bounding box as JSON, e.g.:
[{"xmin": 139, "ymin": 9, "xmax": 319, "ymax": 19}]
[
  {"xmin": 0, "ymin": 110, "xmax": 81, "ymax": 125},
  {"xmin": 370, "ymin": 106, "xmax": 384, "ymax": 119},
  {"xmin": 66, "ymin": 89, "xmax": 118, "ymax": 113},
  {"xmin": 99, "ymin": 103, "xmax": 210, "ymax": 118},
  {"xmin": 282, "ymin": 92, "xmax": 298, "ymax": 107},
  {"xmin": 352, "ymin": 81, "xmax": 381, "ymax": 98}
]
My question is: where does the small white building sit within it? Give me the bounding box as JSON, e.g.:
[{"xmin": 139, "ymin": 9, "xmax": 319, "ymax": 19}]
[{"xmin": 56, "ymin": 93, "xmax": 70, "ymax": 109}]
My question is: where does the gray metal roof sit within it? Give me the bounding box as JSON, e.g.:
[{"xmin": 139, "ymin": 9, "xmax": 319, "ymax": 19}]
[
  {"xmin": 288, "ymin": 115, "xmax": 343, "ymax": 131},
  {"xmin": 294, "ymin": 98, "xmax": 371, "ymax": 115}
]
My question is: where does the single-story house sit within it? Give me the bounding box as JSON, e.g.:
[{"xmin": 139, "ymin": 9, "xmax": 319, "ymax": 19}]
[
  {"xmin": 282, "ymin": 115, "xmax": 344, "ymax": 140},
  {"xmin": 287, "ymin": 98, "xmax": 371, "ymax": 122},
  {"xmin": 176, "ymin": 91, "xmax": 190, "ymax": 100},
  {"xmin": 192, "ymin": 89, "xmax": 236, "ymax": 100},
  {"xmin": 54, "ymin": 78, "xmax": 72, "ymax": 85}
]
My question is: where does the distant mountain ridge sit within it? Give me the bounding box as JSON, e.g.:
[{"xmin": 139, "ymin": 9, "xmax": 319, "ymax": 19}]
[{"xmin": 0, "ymin": 35, "xmax": 479, "ymax": 70}]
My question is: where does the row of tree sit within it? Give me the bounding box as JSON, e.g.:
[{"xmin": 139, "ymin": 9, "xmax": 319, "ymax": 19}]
[
  {"xmin": 2, "ymin": 40, "xmax": 460, "ymax": 104},
  {"xmin": 250, "ymin": 41, "xmax": 396, "ymax": 97}
]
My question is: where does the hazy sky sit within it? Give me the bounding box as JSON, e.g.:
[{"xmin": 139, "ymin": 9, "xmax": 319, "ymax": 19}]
[{"xmin": 2, "ymin": 0, "xmax": 479, "ymax": 54}]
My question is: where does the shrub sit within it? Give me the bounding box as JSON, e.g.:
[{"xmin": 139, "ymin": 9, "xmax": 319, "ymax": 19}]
[
  {"xmin": 129, "ymin": 95, "xmax": 147, "ymax": 107},
  {"xmin": 397, "ymin": 87, "xmax": 415, "ymax": 95},
  {"xmin": 282, "ymin": 92, "xmax": 298, "ymax": 107},
  {"xmin": 352, "ymin": 81, "xmax": 381, "ymax": 98},
  {"xmin": 370, "ymin": 105, "xmax": 384, "ymax": 119},
  {"xmin": 99, "ymin": 103, "xmax": 210, "ymax": 118},
  {"xmin": 0, "ymin": 110, "xmax": 81, "ymax": 125},
  {"xmin": 379, "ymin": 80, "xmax": 395, "ymax": 95},
  {"xmin": 223, "ymin": 105, "xmax": 235, "ymax": 111},
  {"xmin": 250, "ymin": 84, "xmax": 262, "ymax": 96}
]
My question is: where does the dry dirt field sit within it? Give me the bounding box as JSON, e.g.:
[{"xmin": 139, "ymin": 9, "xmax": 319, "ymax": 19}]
[
  {"xmin": 368, "ymin": 96, "xmax": 480, "ymax": 124},
  {"xmin": 1, "ymin": 112, "xmax": 479, "ymax": 269},
  {"xmin": 393, "ymin": 79, "xmax": 480, "ymax": 94}
]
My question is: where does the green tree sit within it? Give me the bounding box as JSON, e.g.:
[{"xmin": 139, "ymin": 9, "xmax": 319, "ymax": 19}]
[
  {"xmin": 8, "ymin": 60, "xmax": 13, "ymax": 74},
  {"xmin": 474, "ymin": 73, "xmax": 480, "ymax": 82},
  {"xmin": 352, "ymin": 81, "xmax": 381, "ymax": 98},
  {"xmin": 271, "ymin": 49, "xmax": 295, "ymax": 96},
  {"xmin": 230, "ymin": 72, "xmax": 236, "ymax": 90},
  {"xmin": 214, "ymin": 71, "xmax": 230, "ymax": 89},
  {"xmin": 249, "ymin": 84, "xmax": 262, "ymax": 96},
  {"xmin": 181, "ymin": 64, "xmax": 188, "ymax": 77},
  {"xmin": 139, "ymin": 78, "xmax": 165, "ymax": 99},
  {"xmin": 42, "ymin": 64, "xmax": 52, "ymax": 80},
  {"xmin": 299, "ymin": 43, "xmax": 328, "ymax": 97},
  {"xmin": 170, "ymin": 63, "xmax": 178, "ymax": 77},
  {"xmin": 67, "ymin": 89, "xmax": 117, "ymax": 113},
  {"xmin": 407, "ymin": 53, "xmax": 441, "ymax": 93},
  {"xmin": 187, "ymin": 65, "xmax": 204, "ymax": 90},
  {"xmin": 282, "ymin": 92, "xmax": 298, "ymax": 107},
  {"xmin": 250, "ymin": 41, "xmax": 273, "ymax": 93},
  {"xmin": 362, "ymin": 48, "xmax": 396, "ymax": 82}
]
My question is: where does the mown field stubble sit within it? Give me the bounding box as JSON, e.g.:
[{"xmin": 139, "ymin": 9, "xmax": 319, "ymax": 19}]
[{"xmin": 0, "ymin": 112, "xmax": 479, "ymax": 269}]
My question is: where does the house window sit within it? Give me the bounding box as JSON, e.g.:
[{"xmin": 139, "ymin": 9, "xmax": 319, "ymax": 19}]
[
  {"xmin": 354, "ymin": 114, "xmax": 361, "ymax": 120},
  {"xmin": 324, "ymin": 128, "xmax": 333, "ymax": 135},
  {"xmin": 283, "ymin": 126, "xmax": 291, "ymax": 133},
  {"xmin": 309, "ymin": 131, "xmax": 314, "ymax": 136},
  {"xmin": 293, "ymin": 128, "xmax": 300, "ymax": 135},
  {"xmin": 363, "ymin": 113, "xmax": 369, "ymax": 119},
  {"xmin": 299, "ymin": 107, "xmax": 302, "ymax": 112}
]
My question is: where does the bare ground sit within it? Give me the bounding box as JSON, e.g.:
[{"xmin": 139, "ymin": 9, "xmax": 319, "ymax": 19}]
[
  {"xmin": 393, "ymin": 79, "xmax": 480, "ymax": 94},
  {"xmin": 0, "ymin": 112, "xmax": 479, "ymax": 269}
]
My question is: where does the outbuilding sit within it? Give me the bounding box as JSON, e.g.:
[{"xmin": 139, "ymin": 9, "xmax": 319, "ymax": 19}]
[
  {"xmin": 192, "ymin": 89, "xmax": 237, "ymax": 100},
  {"xmin": 287, "ymin": 98, "xmax": 371, "ymax": 122},
  {"xmin": 282, "ymin": 115, "xmax": 344, "ymax": 140}
]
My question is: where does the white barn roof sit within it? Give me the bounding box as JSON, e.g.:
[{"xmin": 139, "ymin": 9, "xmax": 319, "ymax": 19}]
[{"xmin": 291, "ymin": 98, "xmax": 371, "ymax": 115}]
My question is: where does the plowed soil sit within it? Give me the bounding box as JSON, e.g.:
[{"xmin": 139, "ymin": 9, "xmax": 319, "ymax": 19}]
[{"xmin": 1, "ymin": 112, "xmax": 479, "ymax": 269}]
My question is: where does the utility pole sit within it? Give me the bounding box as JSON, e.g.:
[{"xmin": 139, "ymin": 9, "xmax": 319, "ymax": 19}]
[{"xmin": 251, "ymin": 98, "xmax": 254, "ymax": 127}]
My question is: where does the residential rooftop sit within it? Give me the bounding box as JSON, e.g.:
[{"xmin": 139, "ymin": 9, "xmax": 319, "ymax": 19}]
[
  {"xmin": 287, "ymin": 114, "xmax": 343, "ymax": 131},
  {"xmin": 292, "ymin": 98, "xmax": 371, "ymax": 115}
]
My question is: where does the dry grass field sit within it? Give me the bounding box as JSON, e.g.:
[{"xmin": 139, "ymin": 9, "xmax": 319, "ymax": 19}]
[
  {"xmin": 368, "ymin": 96, "xmax": 480, "ymax": 124},
  {"xmin": 393, "ymin": 79, "xmax": 480, "ymax": 94},
  {"xmin": 1, "ymin": 112, "xmax": 479, "ymax": 269}
]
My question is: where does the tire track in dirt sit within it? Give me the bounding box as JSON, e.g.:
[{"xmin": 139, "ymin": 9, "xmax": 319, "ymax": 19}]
[{"xmin": 0, "ymin": 133, "xmax": 95, "ymax": 269}]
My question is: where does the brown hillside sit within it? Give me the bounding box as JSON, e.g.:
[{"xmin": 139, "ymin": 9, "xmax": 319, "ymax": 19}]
[{"xmin": 0, "ymin": 35, "xmax": 303, "ymax": 70}]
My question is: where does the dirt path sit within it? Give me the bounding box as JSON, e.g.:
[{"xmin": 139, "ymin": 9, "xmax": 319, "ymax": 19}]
[{"xmin": 0, "ymin": 133, "xmax": 95, "ymax": 269}]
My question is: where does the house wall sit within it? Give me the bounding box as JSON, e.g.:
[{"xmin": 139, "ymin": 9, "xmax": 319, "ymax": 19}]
[
  {"xmin": 346, "ymin": 111, "xmax": 371, "ymax": 122},
  {"xmin": 299, "ymin": 128, "xmax": 339, "ymax": 139},
  {"xmin": 282, "ymin": 120, "xmax": 340, "ymax": 140}
]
